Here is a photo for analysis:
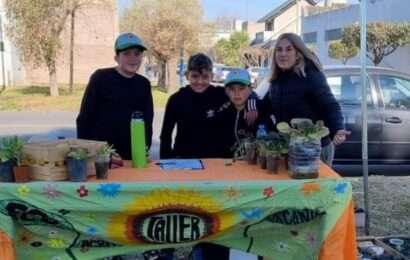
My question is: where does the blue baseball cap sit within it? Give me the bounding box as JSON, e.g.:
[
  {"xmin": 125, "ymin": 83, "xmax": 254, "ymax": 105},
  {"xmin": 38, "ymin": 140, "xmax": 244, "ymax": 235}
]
[
  {"xmin": 224, "ymin": 68, "xmax": 251, "ymax": 87},
  {"xmin": 115, "ymin": 33, "xmax": 147, "ymax": 52}
]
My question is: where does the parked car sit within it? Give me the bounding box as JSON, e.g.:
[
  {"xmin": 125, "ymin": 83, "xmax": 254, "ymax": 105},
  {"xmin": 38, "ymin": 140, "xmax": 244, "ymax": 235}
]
[
  {"xmin": 247, "ymin": 66, "xmax": 270, "ymax": 87},
  {"xmin": 255, "ymin": 65, "xmax": 410, "ymax": 175},
  {"xmin": 212, "ymin": 65, "xmax": 240, "ymax": 86}
]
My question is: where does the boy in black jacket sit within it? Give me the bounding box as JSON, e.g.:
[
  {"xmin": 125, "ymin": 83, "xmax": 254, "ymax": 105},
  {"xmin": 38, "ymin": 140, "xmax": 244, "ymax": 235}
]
[
  {"xmin": 160, "ymin": 53, "xmax": 257, "ymax": 159},
  {"xmin": 76, "ymin": 33, "xmax": 153, "ymax": 160},
  {"xmin": 215, "ymin": 68, "xmax": 274, "ymax": 158}
]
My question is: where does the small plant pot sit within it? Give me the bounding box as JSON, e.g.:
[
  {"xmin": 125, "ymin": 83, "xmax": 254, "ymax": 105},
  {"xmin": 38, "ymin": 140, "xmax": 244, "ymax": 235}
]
[
  {"xmin": 95, "ymin": 161, "xmax": 109, "ymax": 179},
  {"xmin": 257, "ymin": 154, "xmax": 267, "ymax": 169},
  {"xmin": 266, "ymin": 155, "xmax": 279, "ymax": 174},
  {"xmin": 245, "ymin": 147, "xmax": 257, "ymax": 165},
  {"xmin": 13, "ymin": 166, "xmax": 30, "ymax": 182},
  {"xmin": 0, "ymin": 161, "xmax": 15, "ymax": 182},
  {"xmin": 66, "ymin": 158, "xmax": 88, "ymax": 182}
]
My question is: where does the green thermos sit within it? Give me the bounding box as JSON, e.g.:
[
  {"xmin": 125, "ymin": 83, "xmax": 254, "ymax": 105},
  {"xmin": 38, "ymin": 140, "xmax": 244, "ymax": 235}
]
[{"xmin": 131, "ymin": 111, "xmax": 147, "ymax": 168}]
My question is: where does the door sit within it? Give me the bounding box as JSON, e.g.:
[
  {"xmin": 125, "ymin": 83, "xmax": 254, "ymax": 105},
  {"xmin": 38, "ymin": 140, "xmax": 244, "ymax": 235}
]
[
  {"xmin": 326, "ymin": 73, "xmax": 382, "ymax": 163},
  {"xmin": 377, "ymin": 74, "xmax": 410, "ymax": 163}
]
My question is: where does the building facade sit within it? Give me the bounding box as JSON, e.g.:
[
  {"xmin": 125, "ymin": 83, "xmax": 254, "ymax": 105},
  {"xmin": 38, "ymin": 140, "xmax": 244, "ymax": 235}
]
[
  {"xmin": 302, "ymin": 0, "xmax": 410, "ymax": 73},
  {"xmin": 0, "ymin": 0, "xmax": 118, "ymax": 87}
]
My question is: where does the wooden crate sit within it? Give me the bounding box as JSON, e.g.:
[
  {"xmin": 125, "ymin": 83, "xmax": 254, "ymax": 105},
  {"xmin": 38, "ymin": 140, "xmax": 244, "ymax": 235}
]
[{"xmin": 23, "ymin": 139, "xmax": 106, "ymax": 181}]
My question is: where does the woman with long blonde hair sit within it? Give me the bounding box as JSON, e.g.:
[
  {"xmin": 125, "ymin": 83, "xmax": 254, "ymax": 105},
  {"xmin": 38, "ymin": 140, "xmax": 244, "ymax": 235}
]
[{"xmin": 263, "ymin": 33, "xmax": 350, "ymax": 166}]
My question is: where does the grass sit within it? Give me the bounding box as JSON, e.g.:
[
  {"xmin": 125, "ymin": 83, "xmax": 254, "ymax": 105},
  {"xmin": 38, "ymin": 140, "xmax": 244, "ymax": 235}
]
[
  {"xmin": 0, "ymin": 85, "xmax": 170, "ymax": 111},
  {"xmin": 349, "ymin": 176, "xmax": 410, "ymax": 236}
]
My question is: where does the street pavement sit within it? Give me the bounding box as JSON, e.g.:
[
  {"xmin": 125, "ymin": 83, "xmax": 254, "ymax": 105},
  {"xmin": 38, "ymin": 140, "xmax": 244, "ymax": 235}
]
[{"xmin": 0, "ymin": 110, "xmax": 165, "ymax": 160}]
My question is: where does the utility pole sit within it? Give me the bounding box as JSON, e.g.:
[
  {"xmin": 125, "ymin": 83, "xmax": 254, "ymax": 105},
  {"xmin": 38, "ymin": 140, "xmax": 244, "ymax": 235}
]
[
  {"xmin": 360, "ymin": 0, "xmax": 370, "ymax": 236},
  {"xmin": 0, "ymin": 14, "xmax": 6, "ymax": 91}
]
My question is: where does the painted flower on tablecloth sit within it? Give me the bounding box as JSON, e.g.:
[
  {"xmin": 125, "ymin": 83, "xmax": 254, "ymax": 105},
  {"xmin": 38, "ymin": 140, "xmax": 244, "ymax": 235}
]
[
  {"xmin": 306, "ymin": 232, "xmax": 317, "ymax": 247},
  {"xmin": 47, "ymin": 238, "xmax": 66, "ymax": 248},
  {"xmin": 276, "ymin": 242, "xmax": 290, "ymax": 252},
  {"xmin": 86, "ymin": 226, "xmax": 97, "ymax": 235},
  {"xmin": 334, "ymin": 183, "xmax": 348, "ymax": 194},
  {"xmin": 223, "ymin": 186, "xmax": 241, "ymax": 200},
  {"xmin": 241, "ymin": 208, "xmax": 262, "ymax": 220},
  {"xmin": 17, "ymin": 185, "xmax": 30, "ymax": 195},
  {"xmin": 43, "ymin": 184, "xmax": 60, "ymax": 199},
  {"xmin": 107, "ymin": 188, "xmax": 235, "ymax": 244},
  {"xmin": 263, "ymin": 187, "xmax": 274, "ymax": 198},
  {"xmin": 97, "ymin": 183, "xmax": 121, "ymax": 198},
  {"xmin": 300, "ymin": 183, "xmax": 321, "ymax": 196},
  {"xmin": 77, "ymin": 185, "xmax": 89, "ymax": 197}
]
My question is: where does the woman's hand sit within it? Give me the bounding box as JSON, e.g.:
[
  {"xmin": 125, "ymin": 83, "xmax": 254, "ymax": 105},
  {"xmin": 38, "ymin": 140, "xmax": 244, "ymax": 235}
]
[{"xmin": 333, "ymin": 129, "xmax": 351, "ymax": 145}]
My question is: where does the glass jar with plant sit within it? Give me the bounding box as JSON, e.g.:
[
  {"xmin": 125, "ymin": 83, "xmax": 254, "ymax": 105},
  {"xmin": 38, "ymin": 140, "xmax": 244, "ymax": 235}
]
[
  {"xmin": 95, "ymin": 144, "xmax": 115, "ymax": 179},
  {"xmin": 277, "ymin": 118, "xmax": 329, "ymax": 179}
]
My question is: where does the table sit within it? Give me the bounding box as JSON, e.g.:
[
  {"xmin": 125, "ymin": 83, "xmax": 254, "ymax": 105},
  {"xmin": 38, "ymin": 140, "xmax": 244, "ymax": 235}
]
[{"xmin": 0, "ymin": 159, "xmax": 357, "ymax": 260}]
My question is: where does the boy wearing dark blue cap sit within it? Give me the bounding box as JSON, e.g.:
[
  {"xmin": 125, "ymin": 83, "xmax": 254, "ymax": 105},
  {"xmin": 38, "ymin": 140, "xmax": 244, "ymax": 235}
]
[
  {"xmin": 214, "ymin": 68, "xmax": 274, "ymax": 158},
  {"xmin": 77, "ymin": 32, "xmax": 153, "ymax": 160}
]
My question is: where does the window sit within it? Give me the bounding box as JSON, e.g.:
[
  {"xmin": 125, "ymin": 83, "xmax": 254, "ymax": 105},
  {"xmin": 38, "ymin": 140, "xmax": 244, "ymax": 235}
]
[
  {"xmin": 379, "ymin": 75, "xmax": 410, "ymax": 110},
  {"xmin": 303, "ymin": 32, "xmax": 317, "ymax": 44},
  {"xmin": 327, "ymin": 75, "xmax": 372, "ymax": 105},
  {"xmin": 325, "ymin": 28, "xmax": 342, "ymax": 42},
  {"xmin": 265, "ymin": 20, "xmax": 274, "ymax": 31}
]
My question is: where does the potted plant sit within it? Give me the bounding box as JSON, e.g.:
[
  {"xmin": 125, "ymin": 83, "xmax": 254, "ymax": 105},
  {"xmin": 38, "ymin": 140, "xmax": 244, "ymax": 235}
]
[
  {"xmin": 95, "ymin": 144, "xmax": 114, "ymax": 179},
  {"xmin": 277, "ymin": 118, "xmax": 329, "ymax": 179},
  {"xmin": 0, "ymin": 136, "xmax": 24, "ymax": 182},
  {"xmin": 256, "ymin": 140, "xmax": 267, "ymax": 169},
  {"xmin": 233, "ymin": 135, "xmax": 257, "ymax": 165},
  {"xmin": 66, "ymin": 147, "xmax": 89, "ymax": 182},
  {"xmin": 265, "ymin": 141, "xmax": 280, "ymax": 174}
]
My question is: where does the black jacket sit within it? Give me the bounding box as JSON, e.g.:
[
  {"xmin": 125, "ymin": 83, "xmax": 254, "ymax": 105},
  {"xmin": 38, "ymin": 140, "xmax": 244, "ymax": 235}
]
[
  {"xmin": 263, "ymin": 63, "xmax": 344, "ymax": 146},
  {"xmin": 213, "ymin": 101, "xmax": 275, "ymax": 158},
  {"xmin": 76, "ymin": 68, "xmax": 153, "ymax": 159},
  {"xmin": 160, "ymin": 85, "xmax": 228, "ymax": 159}
]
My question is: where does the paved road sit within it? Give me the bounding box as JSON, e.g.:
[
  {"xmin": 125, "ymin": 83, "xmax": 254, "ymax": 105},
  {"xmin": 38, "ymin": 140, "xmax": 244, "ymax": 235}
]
[{"xmin": 0, "ymin": 110, "xmax": 165, "ymax": 160}]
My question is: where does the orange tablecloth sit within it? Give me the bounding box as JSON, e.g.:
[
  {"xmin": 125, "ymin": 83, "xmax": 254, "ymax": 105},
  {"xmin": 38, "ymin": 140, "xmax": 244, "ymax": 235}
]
[{"xmin": 0, "ymin": 159, "xmax": 357, "ymax": 260}]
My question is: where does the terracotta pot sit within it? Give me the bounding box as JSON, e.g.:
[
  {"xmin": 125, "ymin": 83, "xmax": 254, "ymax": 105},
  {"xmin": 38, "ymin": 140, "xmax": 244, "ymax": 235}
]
[{"xmin": 13, "ymin": 166, "xmax": 30, "ymax": 182}]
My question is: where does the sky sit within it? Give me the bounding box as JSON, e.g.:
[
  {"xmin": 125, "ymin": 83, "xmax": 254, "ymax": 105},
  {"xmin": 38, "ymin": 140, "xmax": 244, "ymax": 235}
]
[
  {"xmin": 117, "ymin": 0, "xmax": 358, "ymax": 22},
  {"xmin": 118, "ymin": 0, "xmax": 290, "ymax": 22}
]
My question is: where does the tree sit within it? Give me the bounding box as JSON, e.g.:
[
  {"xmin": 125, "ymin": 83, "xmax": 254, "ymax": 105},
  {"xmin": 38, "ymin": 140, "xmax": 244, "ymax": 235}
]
[
  {"xmin": 341, "ymin": 22, "xmax": 410, "ymax": 66},
  {"xmin": 4, "ymin": 0, "xmax": 72, "ymax": 96},
  {"xmin": 328, "ymin": 41, "xmax": 358, "ymax": 65},
  {"xmin": 121, "ymin": 0, "xmax": 203, "ymax": 92},
  {"xmin": 215, "ymin": 31, "xmax": 249, "ymax": 67},
  {"xmin": 241, "ymin": 46, "xmax": 269, "ymax": 67}
]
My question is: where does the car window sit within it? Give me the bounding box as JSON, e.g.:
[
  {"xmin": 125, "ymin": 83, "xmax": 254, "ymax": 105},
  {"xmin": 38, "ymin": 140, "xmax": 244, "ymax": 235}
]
[
  {"xmin": 327, "ymin": 74, "xmax": 372, "ymax": 105},
  {"xmin": 379, "ymin": 75, "xmax": 410, "ymax": 110}
]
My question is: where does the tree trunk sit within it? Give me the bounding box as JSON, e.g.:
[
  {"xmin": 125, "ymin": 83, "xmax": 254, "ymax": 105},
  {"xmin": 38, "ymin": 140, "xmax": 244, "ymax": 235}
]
[
  {"xmin": 157, "ymin": 59, "xmax": 167, "ymax": 90},
  {"xmin": 49, "ymin": 64, "xmax": 59, "ymax": 97},
  {"xmin": 168, "ymin": 57, "xmax": 179, "ymax": 94},
  {"xmin": 69, "ymin": 9, "xmax": 75, "ymax": 94}
]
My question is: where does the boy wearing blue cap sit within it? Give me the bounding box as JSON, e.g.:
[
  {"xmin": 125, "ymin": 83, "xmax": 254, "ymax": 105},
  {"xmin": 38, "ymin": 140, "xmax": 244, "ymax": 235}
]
[
  {"xmin": 214, "ymin": 68, "xmax": 274, "ymax": 158},
  {"xmin": 77, "ymin": 32, "xmax": 153, "ymax": 160}
]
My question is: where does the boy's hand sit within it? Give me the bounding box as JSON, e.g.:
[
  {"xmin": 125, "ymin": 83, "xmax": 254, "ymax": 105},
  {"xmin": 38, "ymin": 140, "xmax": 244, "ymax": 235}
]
[
  {"xmin": 244, "ymin": 110, "xmax": 258, "ymax": 125},
  {"xmin": 245, "ymin": 94, "xmax": 258, "ymax": 125}
]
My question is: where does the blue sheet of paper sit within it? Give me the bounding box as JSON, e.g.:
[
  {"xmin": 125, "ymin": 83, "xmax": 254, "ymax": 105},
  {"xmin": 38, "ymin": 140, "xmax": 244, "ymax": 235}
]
[{"xmin": 157, "ymin": 159, "xmax": 204, "ymax": 170}]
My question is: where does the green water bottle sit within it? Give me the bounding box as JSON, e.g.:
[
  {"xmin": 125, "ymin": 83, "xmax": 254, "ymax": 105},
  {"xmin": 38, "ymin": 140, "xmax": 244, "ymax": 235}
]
[{"xmin": 131, "ymin": 111, "xmax": 147, "ymax": 168}]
